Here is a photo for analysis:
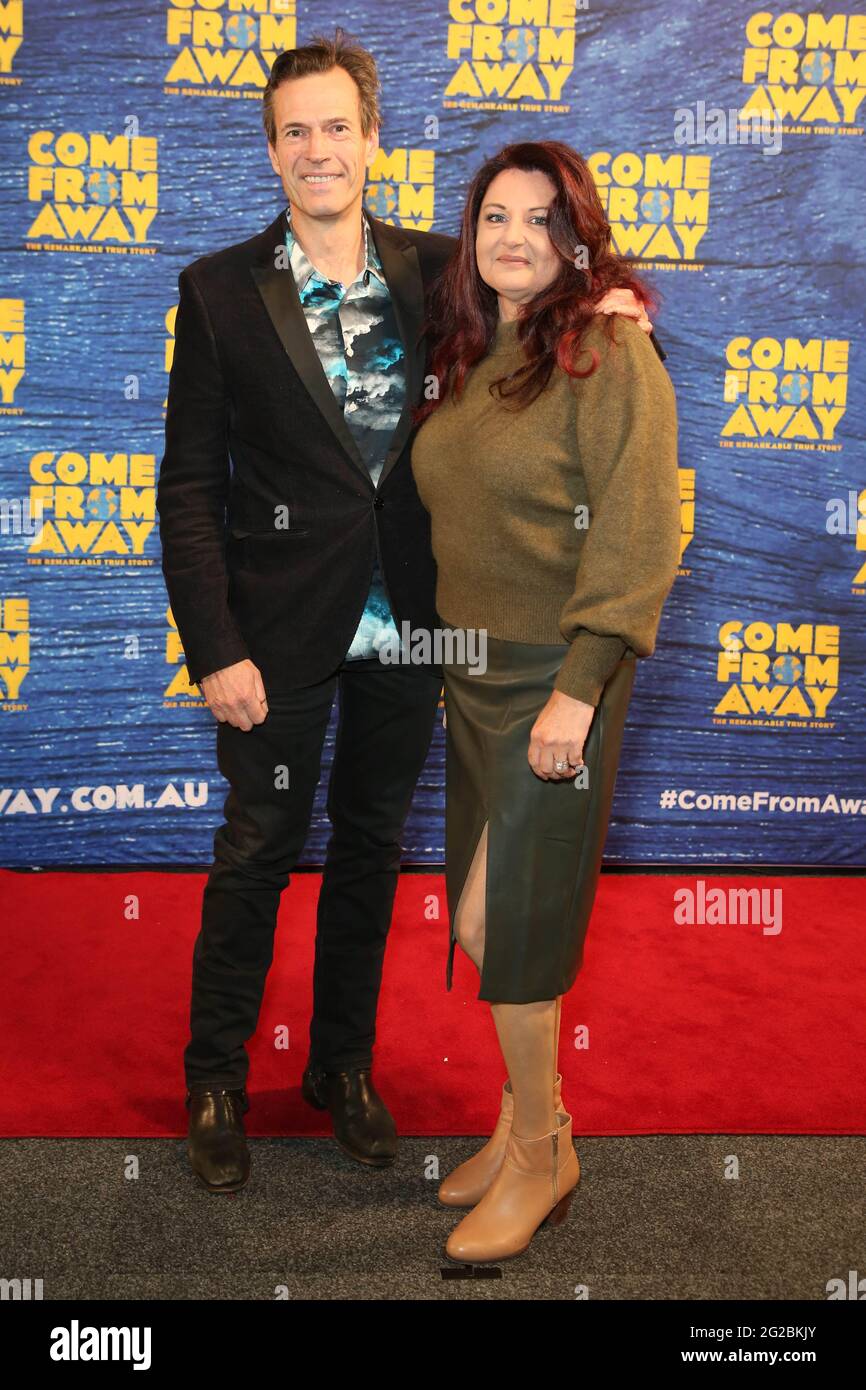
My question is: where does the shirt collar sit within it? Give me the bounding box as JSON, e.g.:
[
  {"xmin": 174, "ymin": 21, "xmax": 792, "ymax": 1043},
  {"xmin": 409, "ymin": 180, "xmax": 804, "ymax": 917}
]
[{"xmin": 284, "ymin": 204, "xmax": 384, "ymax": 293}]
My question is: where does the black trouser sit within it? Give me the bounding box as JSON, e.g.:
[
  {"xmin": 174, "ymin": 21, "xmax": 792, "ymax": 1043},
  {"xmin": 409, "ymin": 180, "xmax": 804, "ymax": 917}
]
[{"xmin": 184, "ymin": 657, "xmax": 442, "ymax": 1089}]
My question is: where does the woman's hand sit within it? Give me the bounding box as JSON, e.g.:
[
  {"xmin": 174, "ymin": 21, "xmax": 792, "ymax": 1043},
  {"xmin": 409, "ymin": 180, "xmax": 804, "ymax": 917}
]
[{"xmin": 528, "ymin": 689, "xmax": 595, "ymax": 780}]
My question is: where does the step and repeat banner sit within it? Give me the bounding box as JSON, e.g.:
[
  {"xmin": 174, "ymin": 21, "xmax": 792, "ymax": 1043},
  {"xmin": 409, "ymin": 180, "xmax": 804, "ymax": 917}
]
[{"xmin": 1, "ymin": 1, "xmax": 864, "ymax": 866}]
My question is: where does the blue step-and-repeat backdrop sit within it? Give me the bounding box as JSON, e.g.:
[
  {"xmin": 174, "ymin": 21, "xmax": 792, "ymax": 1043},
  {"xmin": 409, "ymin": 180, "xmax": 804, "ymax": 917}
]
[{"xmin": 1, "ymin": 1, "xmax": 864, "ymax": 866}]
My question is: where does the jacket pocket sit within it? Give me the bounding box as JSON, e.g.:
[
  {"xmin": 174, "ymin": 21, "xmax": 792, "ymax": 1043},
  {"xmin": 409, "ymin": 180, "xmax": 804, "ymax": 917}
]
[{"xmin": 229, "ymin": 525, "xmax": 310, "ymax": 539}]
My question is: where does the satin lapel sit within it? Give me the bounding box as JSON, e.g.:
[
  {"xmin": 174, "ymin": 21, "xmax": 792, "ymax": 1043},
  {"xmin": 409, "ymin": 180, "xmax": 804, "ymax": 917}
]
[
  {"xmin": 367, "ymin": 217, "xmax": 427, "ymax": 490},
  {"xmin": 249, "ymin": 213, "xmax": 368, "ymax": 483}
]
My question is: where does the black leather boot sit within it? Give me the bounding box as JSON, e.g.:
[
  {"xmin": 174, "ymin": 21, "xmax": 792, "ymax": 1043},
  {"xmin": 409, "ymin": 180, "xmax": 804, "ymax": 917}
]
[
  {"xmin": 186, "ymin": 1085, "xmax": 251, "ymax": 1193},
  {"xmin": 302, "ymin": 1064, "xmax": 397, "ymax": 1167}
]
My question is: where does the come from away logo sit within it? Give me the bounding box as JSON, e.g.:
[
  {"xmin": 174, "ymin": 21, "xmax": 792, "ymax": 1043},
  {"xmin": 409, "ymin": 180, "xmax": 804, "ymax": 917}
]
[
  {"xmin": 164, "ymin": 301, "xmax": 177, "ymax": 414},
  {"xmin": 588, "ymin": 151, "xmax": 711, "ymax": 268},
  {"xmin": 365, "ymin": 148, "xmax": 435, "ymax": 231},
  {"xmin": 853, "ymin": 489, "xmax": 866, "ymax": 590},
  {"xmin": 165, "ymin": 0, "xmax": 297, "ymax": 98},
  {"xmin": 715, "ymin": 620, "xmax": 839, "ymax": 727},
  {"xmin": 0, "ymin": 595, "xmax": 29, "ymax": 709},
  {"xmin": 0, "ymin": 0, "xmax": 22, "ymax": 84},
  {"xmin": 444, "ymin": 0, "xmax": 579, "ymax": 113},
  {"xmin": 740, "ymin": 11, "xmax": 866, "ymax": 135},
  {"xmin": 679, "ymin": 468, "xmax": 694, "ymax": 571},
  {"xmin": 829, "ymin": 486, "xmax": 866, "ymax": 591},
  {"xmin": 26, "ymin": 126, "xmax": 158, "ymax": 252},
  {"xmin": 25, "ymin": 452, "xmax": 156, "ymax": 564},
  {"xmin": 0, "ymin": 297, "xmax": 24, "ymax": 414},
  {"xmin": 721, "ymin": 336, "xmax": 849, "ymax": 451},
  {"xmin": 164, "ymin": 606, "xmax": 205, "ymax": 705}
]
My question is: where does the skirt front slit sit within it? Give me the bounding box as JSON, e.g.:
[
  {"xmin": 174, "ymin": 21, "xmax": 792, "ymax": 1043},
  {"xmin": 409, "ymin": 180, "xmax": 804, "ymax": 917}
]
[{"xmin": 442, "ymin": 635, "xmax": 636, "ymax": 1004}]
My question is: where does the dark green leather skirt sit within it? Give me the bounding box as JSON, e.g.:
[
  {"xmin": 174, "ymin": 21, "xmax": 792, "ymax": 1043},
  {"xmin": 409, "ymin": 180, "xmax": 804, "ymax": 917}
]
[{"xmin": 443, "ymin": 636, "xmax": 636, "ymax": 1003}]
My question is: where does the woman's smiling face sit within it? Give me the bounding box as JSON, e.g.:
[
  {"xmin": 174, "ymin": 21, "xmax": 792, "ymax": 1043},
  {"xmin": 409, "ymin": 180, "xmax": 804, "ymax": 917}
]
[{"xmin": 475, "ymin": 167, "xmax": 562, "ymax": 314}]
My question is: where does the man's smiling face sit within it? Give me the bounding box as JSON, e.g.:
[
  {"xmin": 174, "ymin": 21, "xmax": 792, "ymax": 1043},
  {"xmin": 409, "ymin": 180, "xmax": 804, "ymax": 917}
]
[{"xmin": 266, "ymin": 66, "xmax": 378, "ymax": 220}]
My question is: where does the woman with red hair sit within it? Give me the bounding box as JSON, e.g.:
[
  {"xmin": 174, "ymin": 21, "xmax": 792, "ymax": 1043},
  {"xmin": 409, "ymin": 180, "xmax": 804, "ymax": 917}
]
[{"xmin": 411, "ymin": 141, "xmax": 681, "ymax": 1264}]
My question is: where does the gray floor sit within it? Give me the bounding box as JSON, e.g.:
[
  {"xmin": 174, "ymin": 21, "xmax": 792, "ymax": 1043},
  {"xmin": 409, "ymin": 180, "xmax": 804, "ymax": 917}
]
[{"xmin": 1, "ymin": 1135, "xmax": 863, "ymax": 1301}]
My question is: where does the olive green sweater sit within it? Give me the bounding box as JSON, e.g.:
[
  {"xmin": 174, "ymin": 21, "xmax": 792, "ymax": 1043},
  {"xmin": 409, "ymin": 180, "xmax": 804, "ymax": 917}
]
[{"xmin": 411, "ymin": 313, "xmax": 681, "ymax": 707}]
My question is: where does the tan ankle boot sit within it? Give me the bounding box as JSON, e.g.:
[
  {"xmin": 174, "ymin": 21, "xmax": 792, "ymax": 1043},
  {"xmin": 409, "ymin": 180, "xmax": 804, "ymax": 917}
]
[
  {"xmin": 443, "ymin": 1111, "xmax": 580, "ymax": 1264},
  {"xmin": 438, "ymin": 1075, "xmax": 567, "ymax": 1208}
]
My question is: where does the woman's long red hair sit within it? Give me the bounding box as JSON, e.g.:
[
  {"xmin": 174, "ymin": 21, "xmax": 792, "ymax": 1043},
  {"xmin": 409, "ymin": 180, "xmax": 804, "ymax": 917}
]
[{"xmin": 413, "ymin": 140, "xmax": 659, "ymax": 425}]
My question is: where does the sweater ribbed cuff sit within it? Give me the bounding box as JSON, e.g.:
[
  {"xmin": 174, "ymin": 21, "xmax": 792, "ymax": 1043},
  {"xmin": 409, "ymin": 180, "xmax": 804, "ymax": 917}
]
[{"xmin": 553, "ymin": 631, "xmax": 629, "ymax": 707}]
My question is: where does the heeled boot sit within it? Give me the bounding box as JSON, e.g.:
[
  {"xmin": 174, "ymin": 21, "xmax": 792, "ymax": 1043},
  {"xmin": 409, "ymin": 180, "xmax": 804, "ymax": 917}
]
[
  {"xmin": 444, "ymin": 1111, "xmax": 580, "ymax": 1264},
  {"xmin": 438, "ymin": 1074, "xmax": 567, "ymax": 1208}
]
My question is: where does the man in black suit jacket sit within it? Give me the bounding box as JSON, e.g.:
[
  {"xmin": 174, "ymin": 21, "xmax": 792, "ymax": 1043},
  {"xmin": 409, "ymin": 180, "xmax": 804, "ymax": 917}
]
[{"xmin": 157, "ymin": 30, "xmax": 658, "ymax": 1193}]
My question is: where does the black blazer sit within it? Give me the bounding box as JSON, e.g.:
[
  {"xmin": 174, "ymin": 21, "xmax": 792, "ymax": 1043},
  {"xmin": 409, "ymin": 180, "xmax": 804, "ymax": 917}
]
[
  {"xmin": 156, "ymin": 209, "xmax": 455, "ymax": 689},
  {"xmin": 156, "ymin": 209, "xmax": 666, "ymax": 689}
]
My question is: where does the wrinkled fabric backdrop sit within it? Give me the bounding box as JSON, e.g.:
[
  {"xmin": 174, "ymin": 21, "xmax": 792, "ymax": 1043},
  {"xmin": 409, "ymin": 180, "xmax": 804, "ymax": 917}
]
[{"xmin": 0, "ymin": 0, "xmax": 864, "ymax": 866}]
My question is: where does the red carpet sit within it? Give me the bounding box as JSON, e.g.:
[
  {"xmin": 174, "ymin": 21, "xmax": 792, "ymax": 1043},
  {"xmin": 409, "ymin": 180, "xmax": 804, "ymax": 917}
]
[{"xmin": 2, "ymin": 869, "xmax": 864, "ymax": 1137}]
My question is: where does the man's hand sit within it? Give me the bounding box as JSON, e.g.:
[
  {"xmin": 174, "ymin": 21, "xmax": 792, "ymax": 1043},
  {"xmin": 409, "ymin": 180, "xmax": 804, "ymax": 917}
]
[
  {"xmin": 528, "ymin": 689, "xmax": 595, "ymax": 781},
  {"xmin": 199, "ymin": 659, "xmax": 269, "ymax": 731},
  {"xmin": 594, "ymin": 286, "xmax": 652, "ymax": 335}
]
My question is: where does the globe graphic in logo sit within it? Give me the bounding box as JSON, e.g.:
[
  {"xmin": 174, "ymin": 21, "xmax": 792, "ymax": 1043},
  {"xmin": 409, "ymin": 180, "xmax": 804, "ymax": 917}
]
[
  {"xmin": 772, "ymin": 653, "xmax": 802, "ymax": 686},
  {"xmin": 779, "ymin": 372, "xmax": 810, "ymax": 404},
  {"xmin": 800, "ymin": 51, "xmax": 832, "ymax": 85},
  {"xmin": 85, "ymin": 487, "xmax": 117, "ymax": 521},
  {"xmin": 225, "ymin": 14, "xmax": 258, "ymax": 49},
  {"xmin": 87, "ymin": 170, "xmax": 119, "ymax": 205},
  {"xmin": 640, "ymin": 189, "xmax": 672, "ymax": 223},
  {"xmin": 366, "ymin": 183, "xmax": 397, "ymax": 217},
  {"xmin": 504, "ymin": 27, "xmax": 536, "ymax": 63}
]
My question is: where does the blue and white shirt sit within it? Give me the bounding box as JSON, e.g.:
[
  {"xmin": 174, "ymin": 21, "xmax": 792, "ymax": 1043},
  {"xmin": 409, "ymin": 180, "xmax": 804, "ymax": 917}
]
[{"xmin": 284, "ymin": 206, "xmax": 405, "ymax": 661}]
